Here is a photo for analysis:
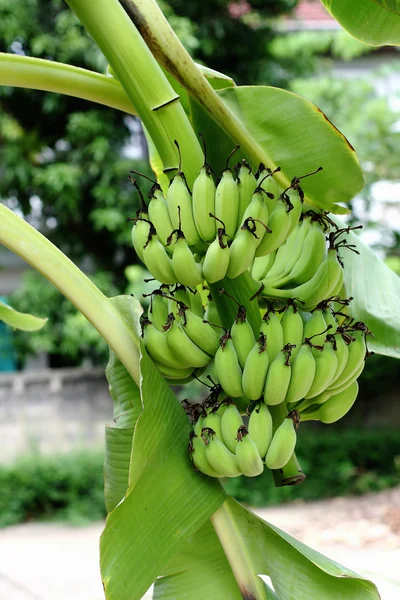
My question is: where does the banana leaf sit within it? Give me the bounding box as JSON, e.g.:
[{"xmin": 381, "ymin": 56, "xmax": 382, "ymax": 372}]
[{"xmin": 0, "ymin": 300, "xmax": 47, "ymax": 331}]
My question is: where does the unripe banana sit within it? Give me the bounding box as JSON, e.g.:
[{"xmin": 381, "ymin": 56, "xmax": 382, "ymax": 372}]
[
  {"xmin": 142, "ymin": 318, "xmax": 182, "ymax": 369},
  {"xmin": 203, "ymin": 228, "xmax": 230, "ymax": 283},
  {"xmin": 328, "ymin": 331, "xmax": 350, "ymax": 386},
  {"xmin": 187, "ymin": 287, "xmax": 204, "ymax": 318},
  {"xmin": 242, "ymin": 333, "xmax": 270, "ymax": 400},
  {"xmin": 255, "ymin": 197, "xmax": 292, "ymax": 257},
  {"xmin": 264, "ymin": 219, "xmax": 309, "ymax": 285},
  {"xmin": 285, "ymin": 342, "xmax": 316, "ymax": 405},
  {"xmin": 248, "ymin": 402, "xmax": 273, "ymax": 458},
  {"xmin": 221, "ymin": 403, "xmax": 243, "ymax": 453},
  {"xmin": 154, "ymin": 361, "xmax": 194, "ymax": 381},
  {"xmin": 190, "ymin": 433, "xmax": 223, "ymax": 478},
  {"xmin": 231, "ymin": 306, "xmax": 256, "ymax": 369},
  {"xmin": 149, "ymin": 290, "xmax": 169, "ymax": 331},
  {"xmin": 215, "ymin": 169, "xmax": 239, "ymax": 240},
  {"xmin": 170, "ymin": 230, "xmax": 203, "ymax": 288},
  {"xmin": 281, "ymin": 302, "xmax": 304, "ymax": 360},
  {"xmin": 226, "ymin": 219, "xmax": 258, "ymax": 279},
  {"xmin": 166, "ymin": 173, "xmax": 202, "ymax": 248},
  {"xmin": 131, "ymin": 216, "xmax": 150, "ymax": 263},
  {"xmin": 327, "ymin": 327, "xmax": 367, "ymax": 391},
  {"xmin": 252, "ymin": 251, "xmax": 276, "ymax": 281},
  {"xmin": 204, "ymin": 430, "xmax": 241, "ymax": 477},
  {"xmin": 164, "ymin": 313, "xmax": 211, "ymax": 368},
  {"xmin": 302, "ymin": 380, "xmax": 359, "ymax": 424},
  {"xmin": 148, "ymin": 184, "xmax": 174, "ymax": 249},
  {"xmin": 180, "ymin": 308, "xmax": 220, "ymax": 356},
  {"xmin": 237, "ymin": 161, "xmax": 257, "ymax": 226},
  {"xmin": 304, "ymin": 309, "xmax": 329, "ymax": 351},
  {"xmin": 305, "ymin": 339, "xmax": 338, "ymax": 398},
  {"xmin": 260, "ymin": 310, "xmax": 284, "ymax": 363},
  {"xmin": 256, "ymin": 164, "xmax": 280, "ymax": 211},
  {"xmin": 192, "ymin": 164, "xmax": 216, "ymax": 242},
  {"xmin": 264, "ymin": 344, "xmax": 293, "ymax": 406},
  {"xmin": 240, "ymin": 189, "xmax": 270, "ymax": 247},
  {"xmin": 202, "ymin": 411, "xmax": 223, "ymax": 441},
  {"xmin": 214, "ymin": 333, "xmax": 244, "ymax": 397},
  {"xmin": 265, "ymin": 413, "xmax": 298, "ymax": 470},
  {"xmin": 235, "ymin": 426, "xmax": 264, "ymax": 477},
  {"xmin": 142, "ymin": 227, "xmax": 177, "ymax": 285},
  {"xmin": 204, "ymin": 294, "xmax": 222, "ymax": 330}
]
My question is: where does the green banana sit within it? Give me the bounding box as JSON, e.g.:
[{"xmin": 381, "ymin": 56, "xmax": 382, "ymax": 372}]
[
  {"xmin": 180, "ymin": 307, "xmax": 220, "ymax": 356},
  {"xmin": 204, "ymin": 430, "xmax": 241, "ymax": 477},
  {"xmin": 192, "ymin": 164, "xmax": 216, "ymax": 242},
  {"xmin": 240, "ymin": 189, "xmax": 270, "ymax": 247},
  {"xmin": 164, "ymin": 313, "xmax": 211, "ymax": 368},
  {"xmin": 203, "ymin": 227, "xmax": 230, "ymax": 283},
  {"xmin": 281, "ymin": 302, "xmax": 304, "ymax": 360},
  {"xmin": 142, "ymin": 226, "xmax": 177, "ymax": 285},
  {"xmin": 142, "ymin": 318, "xmax": 182, "ymax": 369},
  {"xmin": 302, "ymin": 380, "xmax": 359, "ymax": 424},
  {"xmin": 149, "ymin": 290, "xmax": 169, "ymax": 331},
  {"xmin": 328, "ymin": 331, "xmax": 350, "ymax": 386},
  {"xmin": 251, "ymin": 251, "xmax": 276, "ymax": 281},
  {"xmin": 260, "ymin": 309, "xmax": 284, "ymax": 363},
  {"xmin": 255, "ymin": 197, "xmax": 292, "ymax": 257},
  {"xmin": 264, "ymin": 219, "xmax": 309, "ymax": 285},
  {"xmin": 256, "ymin": 164, "xmax": 280, "ymax": 211},
  {"xmin": 202, "ymin": 410, "xmax": 223, "ymax": 441},
  {"xmin": 264, "ymin": 344, "xmax": 293, "ymax": 406},
  {"xmin": 166, "ymin": 172, "xmax": 202, "ymax": 248},
  {"xmin": 226, "ymin": 219, "xmax": 258, "ymax": 279},
  {"xmin": 303, "ymin": 309, "xmax": 329, "ymax": 348},
  {"xmin": 131, "ymin": 216, "xmax": 151, "ymax": 263},
  {"xmin": 214, "ymin": 333, "xmax": 244, "ymax": 397},
  {"xmin": 327, "ymin": 326, "xmax": 367, "ymax": 391},
  {"xmin": 170, "ymin": 229, "xmax": 203, "ymax": 288},
  {"xmin": 221, "ymin": 403, "xmax": 243, "ymax": 454},
  {"xmin": 190, "ymin": 433, "xmax": 223, "ymax": 478},
  {"xmin": 148, "ymin": 184, "xmax": 174, "ymax": 249},
  {"xmin": 204, "ymin": 294, "xmax": 223, "ymax": 330},
  {"xmin": 215, "ymin": 169, "xmax": 239, "ymax": 240},
  {"xmin": 187, "ymin": 287, "xmax": 204, "ymax": 318},
  {"xmin": 265, "ymin": 413, "xmax": 298, "ymax": 470},
  {"xmin": 285, "ymin": 342, "xmax": 316, "ymax": 405},
  {"xmin": 237, "ymin": 161, "xmax": 257, "ymax": 227},
  {"xmin": 230, "ymin": 304, "xmax": 256, "ymax": 369},
  {"xmin": 154, "ymin": 361, "xmax": 194, "ymax": 381},
  {"xmin": 248, "ymin": 402, "xmax": 273, "ymax": 458},
  {"xmin": 242, "ymin": 333, "xmax": 270, "ymax": 400},
  {"xmin": 235, "ymin": 426, "xmax": 264, "ymax": 477},
  {"xmin": 305, "ymin": 338, "xmax": 338, "ymax": 398}
]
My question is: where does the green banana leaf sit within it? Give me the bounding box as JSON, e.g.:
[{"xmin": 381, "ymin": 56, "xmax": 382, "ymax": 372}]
[
  {"xmin": 189, "ymin": 86, "xmax": 364, "ymax": 213},
  {"xmin": 321, "ymin": 0, "xmax": 400, "ymax": 45},
  {"xmin": 334, "ymin": 220, "xmax": 400, "ymax": 358},
  {"xmin": 372, "ymin": 0, "xmax": 400, "ymax": 15},
  {"xmin": 227, "ymin": 498, "xmax": 381, "ymax": 600},
  {"xmin": 0, "ymin": 300, "xmax": 47, "ymax": 331},
  {"xmin": 100, "ymin": 342, "xmax": 226, "ymax": 600}
]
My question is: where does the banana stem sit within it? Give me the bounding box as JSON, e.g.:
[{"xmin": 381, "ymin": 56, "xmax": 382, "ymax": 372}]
[
  {"xmin": 66, "ymin": 0, "xmax": 203, "ymax": 184},
  {"xmin": 211, "ymin": 500, "xmax": 267, "ymax": 600},
  {"xmin": 268, "ymin": 402, "xmax": 305, "ymax": 487},
  {"xmin": 0, "ymin": 205, "xmax": 141, "ymax": 385},
  {"xmin": 0, "ymin": 53, "xmax": 137, "ymax": 116}
]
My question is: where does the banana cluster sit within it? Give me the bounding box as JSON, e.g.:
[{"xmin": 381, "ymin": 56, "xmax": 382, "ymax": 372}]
[
  {"xmin": 189, "ymin": 401, "xmax": 299, "ymax": 478},
  {"xmin": 131, "ymin": 159, "xmax": 314, "ymax": 286}
]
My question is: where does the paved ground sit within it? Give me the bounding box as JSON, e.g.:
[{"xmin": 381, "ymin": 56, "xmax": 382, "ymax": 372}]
[{"xmin": 1, "ymin": 487, "xmax": 399, "ymax": 599}]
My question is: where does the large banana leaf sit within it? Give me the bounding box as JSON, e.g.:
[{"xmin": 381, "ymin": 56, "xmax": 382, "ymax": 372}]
[
  {"xmin": 334, "ymin": 221, "xmax": 400, "ymax": 358},
  {"xmin": 189, "ymin": 86, "xmax": 364, "ymax": 214},
  {"xmin": 100, "ymin": 342, "xmax": 225, "ymax": 600},
  {"xmin": 0, "ymin": 300, "xmax": 47, "ymax": 331},
  {"xmin": 321, "ymin": 0, "xmax": 400, "ymax": 45}
]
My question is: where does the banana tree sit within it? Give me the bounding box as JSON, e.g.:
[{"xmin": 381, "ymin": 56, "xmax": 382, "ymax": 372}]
[{"xmin": 1, "ymin": 1, "xmax": 399, "ymax": 598}]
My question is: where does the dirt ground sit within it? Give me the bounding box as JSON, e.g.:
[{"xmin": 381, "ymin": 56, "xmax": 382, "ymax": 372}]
[{"xmin": 0, "ymin": 486, "xmax": 399, "ymax": 600}]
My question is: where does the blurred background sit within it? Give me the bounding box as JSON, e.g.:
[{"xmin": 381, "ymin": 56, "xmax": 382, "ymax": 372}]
[{"xmin": 0, "ymin": 1, "xmax": 399, "ymax": 598}]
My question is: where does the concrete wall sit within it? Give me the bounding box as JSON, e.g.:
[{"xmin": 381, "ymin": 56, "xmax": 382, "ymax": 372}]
[{"xmin": 0, "ymin": 367, "xmax": 112, "ymax": 463}]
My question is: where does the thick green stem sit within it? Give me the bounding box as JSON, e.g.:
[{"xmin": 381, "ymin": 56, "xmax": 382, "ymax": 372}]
[
  {"xmin": 121, "ymin": 0, "xmax": 289, "ymax": 187},
  {"xmin": 0, "ymin": 53, "xmax": 137, "ymax": 115},
  {"xmin": 268, "ymin": 402, "xmax": 305, "ymax": 487},
  {"xmin": 211, "ymin": 500, "xmax": 267, "ymax": 600},
  {"xmin": 0, "ymin": 204, "xmax": 140, "ymax": 384},
  {"xmin": 66, "ymin": 0, "xmax": 203, "ymax": 184}
]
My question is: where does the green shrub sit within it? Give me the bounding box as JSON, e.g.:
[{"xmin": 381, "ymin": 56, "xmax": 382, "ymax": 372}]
[{"xmin": 0, "ymin": 429, "xmax": 399, "ymax": 527}]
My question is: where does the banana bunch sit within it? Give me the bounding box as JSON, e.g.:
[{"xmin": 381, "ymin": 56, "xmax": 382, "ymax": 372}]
[
  {"xmin": 189, "ymin": 399, "xmax": 300, "ymax": 478},
  {"xmin": 141, "ymin": 286, "xmax": 220, "ymax": 382},
  {"xmin": 130, "ymin": 154, "xmax": 320, "ymax": 285}
]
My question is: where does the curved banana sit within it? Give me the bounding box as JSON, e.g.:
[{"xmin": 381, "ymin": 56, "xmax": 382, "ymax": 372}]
[
  {"xmin": 248, "ymin": 403, "xmax": 273, "ymax": 459},
  {"xmin": 190, "ymin": 433, "xmax": 223, "ymax": 478},
  {"xmin": 215, "ymin": 169, "xmax": 239, "ymax": 240},
  {"xmin": 265, "ymin": 413, "xmax": 298, "ymax": 470},
  {"xmin": 240, "ymin": 189, "xmax": 270, "ymax": 247},
  {"xmin": 221, "ymin": 403, "xmax": 243, "ymax": 454},
  {"xmin": 281, "ymin": 302, "xmax": 304, "ymax": 360},
  {"xmin": 149, "ymin": 291, "xmax": 169, "ymax": 331},
  {"xmin": 327, "ymin": 327, "xmax": 367, "ymax": 391},
  {"xmin": 204, "ymin": 294, "xmax": 223, "ymax": 330},
  {"xmin": 187, "ymin": 288, "xmax": 204, "ymax": 318},
  {"xmin": 192, "ymin": 164, "xmax": 216, "ymax": 242},
  {"xmin": 170, "ymin": 230, "xmax": 203, "ymax": 288},
  {"xmin": 285, "ymin": 342, "xmax": 316, "ymax": 405},
  {"xmin": 131, "ymin": 216, "xmax": 151, "ymax": 263},
  {"xmin": 148, "ymin": 184, "xmax": 174, "ymax": 249},
  {"xmin": 237, "ymin": 161, "xmax": 257, "ymax": 227},
  {"xmin": 303, "ymin": 309, "xmax": 329, "ymax": 349},
  {"xmin": 155, "ymin": 361, "xmax": 194, "ymax": 381},
  {"xmin": 231, "ymin": 306, "xmax": 256, "ymax": 369},
  {"xmin": 252, "ymin": 251, "xmax": 276, "ymax": 281},
  {"xmin": 328, "ymin": 331, "xmax": 350, "ymax": 386},
  {"xmin": 264, "ymin": 219, "xmax": 310, "ymax": 285},
  {"xmin": 204, "ymin": 431, "xmax": 242, "ymax": 477},
  {"xmin": 226, "ymin": 219, "xmax": 258, "ymax": 279},
  {"xmin": 203, "ymin": 228, "xmax": 230, "ymax": 283},
  {"xmin": 214, "ymin": 333, "xmax": 244, "ymax": 397},
  {"xmin": 235, "ymin": 426, "xmax": 264, "ymax": 477},
  {"xmin": 181, "ymin": 308, "xmax": 220, "ymax": 356},
  {"xmin": 302, "ymin": 380, "xmax": 359, "ymax": 424},
  {"xmin": 202, "ymin": 411, "xmax": 223, "ymax": 441},
  {"xmin": 142, "ymin": 319, "xmax": 182, "ymax": 369},
  {"xmin": 264, "ymin": 344, "xmax": 293, "ymax": 406},
  {"xmin": 164, "ymin": 313, "xmax": 211, "ymax": 368},
  {"xmin": 260, "ymin": 310, "xmax": 284, "ymax": 363},
  {"xmin": 143, "ymin": 228, "xmax": 177, "ymax": 284},
  {"xmin": 305, "ymin": 339, "xmax": 338, "ymax": 398},
  {"xmin": 166, "ymin": 173, "xmax": 202, "ymax": 248},
  {"xmin": 255, "ymin": 197, "xmax": 292, "ymax": 257},
  {"xmin": 242, "ymin": 333, "xmax": 270, "ymax": 400}
]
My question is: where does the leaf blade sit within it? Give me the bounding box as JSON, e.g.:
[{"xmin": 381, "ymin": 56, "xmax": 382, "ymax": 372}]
[{"xmin": 0, "ymin": 300, "xmax": 47, "ymax": 331}]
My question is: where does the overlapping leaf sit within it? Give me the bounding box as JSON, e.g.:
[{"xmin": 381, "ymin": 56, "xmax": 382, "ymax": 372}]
[
  {"xmin": 321, "ymin": 0, "xmax": 400, "ymax": 45},
  {"xmin": 0, "ymin": 300, "xmax": 47, "ymax": 331}
]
